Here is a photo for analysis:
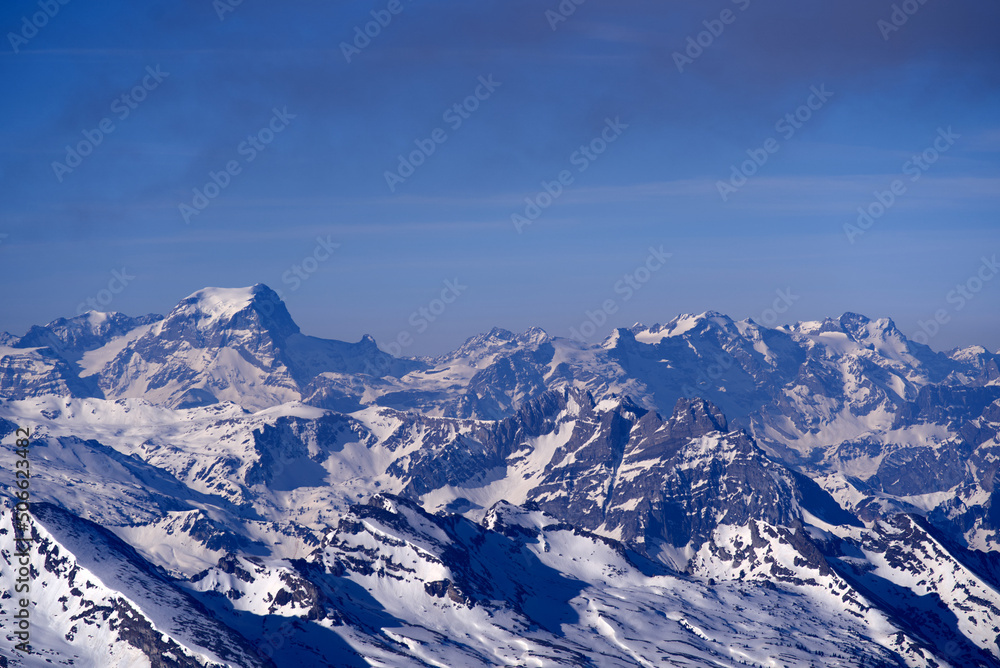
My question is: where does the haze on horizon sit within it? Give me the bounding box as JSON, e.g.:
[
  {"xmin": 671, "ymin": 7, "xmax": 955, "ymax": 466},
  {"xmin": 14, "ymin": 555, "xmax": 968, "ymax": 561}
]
[{"xmin": 1, "ymin": 0, "xmax": 998, "ymax": 355}]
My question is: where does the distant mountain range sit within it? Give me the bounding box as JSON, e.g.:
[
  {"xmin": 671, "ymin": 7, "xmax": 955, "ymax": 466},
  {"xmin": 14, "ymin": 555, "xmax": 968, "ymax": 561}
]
[{"xmin": 2, "ymin": 284, "xmax": 999, "ymax": 667}]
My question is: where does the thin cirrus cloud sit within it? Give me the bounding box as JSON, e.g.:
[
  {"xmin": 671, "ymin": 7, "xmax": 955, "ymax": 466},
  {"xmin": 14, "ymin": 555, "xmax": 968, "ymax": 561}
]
[{"xmin": 0, "ymin": 0, "xmax": 997, "ymax": 353}]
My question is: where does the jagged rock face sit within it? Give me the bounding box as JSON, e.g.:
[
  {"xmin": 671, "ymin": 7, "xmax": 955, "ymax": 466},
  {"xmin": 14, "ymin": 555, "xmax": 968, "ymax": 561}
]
[
  {"xmin": 948, "ymin": 345, "xmax": 1000, "ymax": 386},
  {"xmin": 386, "ymin": 390, "xmax": 568, "ymax": 499},
  {"xmin": 296, "ymin": 495, "xmax": 937, "ymax": 667},
  {"xmin": 357, "ymin": 388, "xmax": 843, "ymax": 558},
  {"xmin": 14, "ymin": 311, "xmax": 163, "ymax": 361},
  {"xmin": 244, "ymin": 413, "xmax": 365, "ymax": 490},
  {"xmin": 872, "ymin": 441, "xmax": 972, "ymax": 496},
  {"xmin": 616, "ymin": 429, "xmax": 801, "ymax": 550},
  {"xmin": 0, "ymin": 312, "xmax": 160, "ymax": 399},
  {"xmin": 608, "ymin": 314, "xmax": 805, "ymax": 422},
  {"xmin": 524, "ymin": 396, "xmax": 808, "ymax": 552},
  {"xmin": 825, "ymin": 514, "xmax": 1000, "ymax": 667},
  {"xmin": 462, "ymin": 345, "xmax": 554, "ymax": 419},
  {"xmin": 321, "ymin": 495, "xmax": 556, "ymax": 616},
  {"xmin": 893, "ymin": 384, "xmax": 1000, "ymax": 429},
  {"xmin": 368, "ymin": 325, "xmax": 639, "ymax": 420},
  {"xmin": 0, "ymin": 346, "xmax": 100, "ymax": 399},
  {"xmin": 962, "ymin": 400, "xmax": 1000, "ymax": 450},
  {"xmin": 5, "ymin": 286, "xmax": 994, "ymax": 477}
]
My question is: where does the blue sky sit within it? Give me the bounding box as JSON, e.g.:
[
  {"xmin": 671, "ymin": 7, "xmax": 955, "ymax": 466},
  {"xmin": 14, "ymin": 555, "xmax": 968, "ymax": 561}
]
[{"xmin": 1, "ymin": 0, "xmax": 998, "ymax": 355}]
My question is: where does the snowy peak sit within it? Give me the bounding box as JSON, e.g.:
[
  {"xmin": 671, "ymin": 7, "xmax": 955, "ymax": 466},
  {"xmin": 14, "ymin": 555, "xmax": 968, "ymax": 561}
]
[
  {"xmin": 947, "ymin": 345, "xmax": 1000, "ymax": 385},
  {"xmin": 838, "ymin": 312, "xmax": 905, "ymax": 346},
  {"xmin": 14, "ymin": 310, "xmax": 162, "ymax": 361},
  {"xmin": 515, "ymin": 325, "xmax": 550, "ymax": 347},
  {"xmin": 448, "ymin": 325, "xmax": 551, "ymax": 361},
  {"xmin": 629, "ymin": 311, "xmax": 737, "ymax": 345},
  {"xmin": 790, "ymin": 312, "xmax": 901, "ymax": 345},
  {"xmin": 162, "ymin": 284, "xmax": 300, "ymax": 344},
  {"xmin": 599, "ymin": 326, "xmax": 634, "ymax": 349},
  {"xmin": 481, "ymin": 499, "xmax": 550, "ymax": 536},
  {"xmin": 90, "ymin": 284, "xmax": 306, "ymax": 409},
  {"xmin": 453, "ymin": 326, "xmax": 517, "ymax": 353},
  {"xmin": 76, "ymin": 284, "xmax": 421, "ymax": 411}
]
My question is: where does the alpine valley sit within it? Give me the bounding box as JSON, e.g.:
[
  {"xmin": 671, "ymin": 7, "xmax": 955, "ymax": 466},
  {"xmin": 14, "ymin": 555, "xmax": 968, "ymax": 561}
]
[{"xmin": 2, "ymin": 283, "xmax": 999, "ymax": 667}]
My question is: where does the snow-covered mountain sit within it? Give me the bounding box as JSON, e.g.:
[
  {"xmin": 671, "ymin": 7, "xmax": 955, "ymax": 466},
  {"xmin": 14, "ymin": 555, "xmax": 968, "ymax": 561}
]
[{"xmin": 2, "ymin": 284, "xmax": 999, "ymax": 666}]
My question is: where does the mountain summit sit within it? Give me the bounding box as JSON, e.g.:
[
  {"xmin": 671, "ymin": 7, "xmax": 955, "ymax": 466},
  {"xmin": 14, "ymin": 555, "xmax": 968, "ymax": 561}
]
[
  {"xmin": 77, "ymin": 284, "xmax": 403, "ymax": 410},
  {"xmin": 164, "ymin": 284, "xmax": 301, "ymax": 343}
]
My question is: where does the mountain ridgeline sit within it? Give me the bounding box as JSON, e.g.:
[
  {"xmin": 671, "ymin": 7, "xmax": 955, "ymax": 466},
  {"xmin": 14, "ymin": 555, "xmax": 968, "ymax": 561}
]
[{"xmin": 1, "ymin": 284, "xmax": 999, "ymax": 667}]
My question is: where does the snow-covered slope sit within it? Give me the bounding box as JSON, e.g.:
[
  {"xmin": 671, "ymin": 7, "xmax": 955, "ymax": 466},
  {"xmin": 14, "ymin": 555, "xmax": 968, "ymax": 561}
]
[{"xmin": 0, "ymin": 502, "xmax": 268, "ymax": 667}]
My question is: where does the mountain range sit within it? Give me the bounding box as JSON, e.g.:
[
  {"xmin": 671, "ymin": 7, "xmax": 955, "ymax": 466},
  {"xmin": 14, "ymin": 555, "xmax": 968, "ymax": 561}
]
[{"xmin": 2, "ymin": 283, "xmax": 999, "ymax": 667}]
